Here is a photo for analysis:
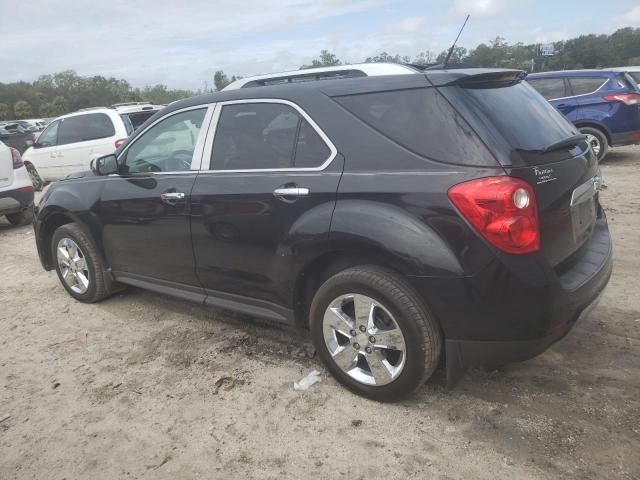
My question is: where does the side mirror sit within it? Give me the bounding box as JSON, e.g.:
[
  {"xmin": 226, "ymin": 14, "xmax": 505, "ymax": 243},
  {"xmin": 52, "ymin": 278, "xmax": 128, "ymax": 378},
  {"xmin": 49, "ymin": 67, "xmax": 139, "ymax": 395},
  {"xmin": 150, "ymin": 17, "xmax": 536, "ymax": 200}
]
[{"xmin": 93, "ymin": 154, "xmax": 119, "ymax": 176}]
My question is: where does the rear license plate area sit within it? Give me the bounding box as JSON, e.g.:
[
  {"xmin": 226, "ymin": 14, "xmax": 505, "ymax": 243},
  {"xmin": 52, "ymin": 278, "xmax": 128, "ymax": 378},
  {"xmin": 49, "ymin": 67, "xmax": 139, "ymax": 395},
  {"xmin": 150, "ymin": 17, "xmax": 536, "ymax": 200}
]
[{"xmin": 571, "ymin": 193, "xmax": 596, "ymax": 244}]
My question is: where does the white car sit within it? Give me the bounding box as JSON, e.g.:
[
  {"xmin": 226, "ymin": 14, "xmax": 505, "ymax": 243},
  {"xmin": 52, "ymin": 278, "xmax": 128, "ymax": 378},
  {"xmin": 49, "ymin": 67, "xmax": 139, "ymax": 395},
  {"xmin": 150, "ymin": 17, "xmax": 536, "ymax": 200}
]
[
  {"xmin": 22, "ymin": 104, "xmax": 163, "ymax": 189},
  {"xmin": 0, "ymin": 140, "xmax": 34, "ymax": 225}
]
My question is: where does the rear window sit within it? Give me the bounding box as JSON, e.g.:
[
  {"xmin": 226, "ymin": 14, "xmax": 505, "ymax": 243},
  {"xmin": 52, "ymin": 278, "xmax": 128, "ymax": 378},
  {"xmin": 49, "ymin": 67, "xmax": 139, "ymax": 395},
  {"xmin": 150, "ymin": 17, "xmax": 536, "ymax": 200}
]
[
  {"xmin": 57, "ymin": 113, "xmax": 115, "ymax": 145},
  {"xmin": 123, "ymin": 111, "xmax": 158, "ymax": 130},
  {"xmin": 569, "ymin": 77, "xmax": 606, "ymax": 96},
  {"xmin": 439, "ymin": 81, "xmax": 577, "ymax": 166},
  {"xmin": 628, "ymin": 72, "xmax": 640, "ymax": 84},
  {"xmin": 333, "ymin": 87, "xmax": 496, "ymax": 166}
]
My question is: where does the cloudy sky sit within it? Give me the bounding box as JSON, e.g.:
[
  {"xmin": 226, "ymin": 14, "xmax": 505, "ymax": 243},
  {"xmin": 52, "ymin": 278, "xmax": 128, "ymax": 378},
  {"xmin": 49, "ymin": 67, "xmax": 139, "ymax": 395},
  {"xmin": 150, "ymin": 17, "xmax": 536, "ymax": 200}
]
[{"xmin": 1, "ymin": 0, "xmax": 639, "ymax": 90}]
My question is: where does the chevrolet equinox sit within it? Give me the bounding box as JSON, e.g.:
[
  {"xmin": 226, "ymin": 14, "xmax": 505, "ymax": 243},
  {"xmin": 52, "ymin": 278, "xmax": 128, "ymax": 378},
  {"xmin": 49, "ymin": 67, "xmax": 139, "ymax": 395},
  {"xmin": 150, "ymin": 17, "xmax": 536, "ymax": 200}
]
[{"xmin": 33, "ymin": 69, "xmax": 612, "ymax": 401}]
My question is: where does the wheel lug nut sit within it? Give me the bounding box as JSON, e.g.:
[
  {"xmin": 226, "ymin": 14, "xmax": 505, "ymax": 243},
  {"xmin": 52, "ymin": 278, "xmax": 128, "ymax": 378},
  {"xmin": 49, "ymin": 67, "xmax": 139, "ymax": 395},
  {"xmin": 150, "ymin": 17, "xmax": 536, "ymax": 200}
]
[
  {"xmin": 353, "ymin": 343, "xmax": 360, "ymax": 350},
  {"xmin": 350, "ymin": 330, "xmax": 357, "ymax": 336},
  {"xmin": 359, "ymin": 325, "xmax": 366, "ymax": 332},
  {"xmin": 365, "ymin": 347, "xmax": 372, "ymax": 354},
  {"xmin": 369, "ymin": 336, "xmax": 376, "ymax": 343}
]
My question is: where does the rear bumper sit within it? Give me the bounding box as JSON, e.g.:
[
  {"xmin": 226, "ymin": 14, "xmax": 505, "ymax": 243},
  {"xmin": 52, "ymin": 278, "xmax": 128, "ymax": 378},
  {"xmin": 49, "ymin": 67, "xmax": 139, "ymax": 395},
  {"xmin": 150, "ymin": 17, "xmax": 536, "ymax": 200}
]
[
  {"xmin": 409, "ymin": 210, "xmax": 613, "ymax": 385},
  {"xmin": 0, "ymin": 187, "xmax": 34, "ymax": 215},
  {"xmin": 611, "ymin": 129, "xmax": 640, "ymax": 146}
]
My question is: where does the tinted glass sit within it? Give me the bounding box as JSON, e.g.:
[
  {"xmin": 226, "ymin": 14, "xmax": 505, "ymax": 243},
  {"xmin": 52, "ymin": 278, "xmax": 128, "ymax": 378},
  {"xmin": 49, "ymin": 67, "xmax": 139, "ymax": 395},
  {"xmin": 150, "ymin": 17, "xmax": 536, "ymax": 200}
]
[
  {"xmin": 212, "ymin": 103, "xmax": 304, "ymax": 170},
  {"xmin": 124, "ymin": 111, "xmax": 158, "ymax": 130},
  {"xmin": 124, "ymin": 108, "xmax": 206, "ymax": 173},
  {"xmin": 37, "ymin": 120, "xmax": 59, "ymax": 147},
  {"xmin": 440, "ymin": 81, "xmax": 577, "ymax": 165},
  {"xmin": 57, "ymin": 113, "xmax": 115, "ymax": 145},
  {"xmin": 334, "ymin": 87, "xmax": 495, "ymax": 166},
  {"xmin": 294, "ymin": 119, "xmax": 331, "ymax": 168},
  {"xmin": 629, "ymin": 72, "xmax": 640, "ymax": 84},
  {"xmin": 569, "ymin": 77, "xmax": 606, "ymax": 95},
  {"xmin": 526, "ymin": 77, "xmax": 566, "ymax": 99}
]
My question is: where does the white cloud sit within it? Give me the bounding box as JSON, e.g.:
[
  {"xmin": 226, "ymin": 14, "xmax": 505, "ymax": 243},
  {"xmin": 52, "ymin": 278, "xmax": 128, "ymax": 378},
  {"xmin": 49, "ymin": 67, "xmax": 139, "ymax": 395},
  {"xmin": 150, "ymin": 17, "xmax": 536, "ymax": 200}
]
[
  {"xmin": 621, "ymin": 5, "xmax": 640, "ymax": 27},
  {"xmin": 454, "ymin": 0, "xmax": 507, "ymax": 17},
  {"xmin": 384, "ymin": 16, "xmax": 427, "ymax": 34}
]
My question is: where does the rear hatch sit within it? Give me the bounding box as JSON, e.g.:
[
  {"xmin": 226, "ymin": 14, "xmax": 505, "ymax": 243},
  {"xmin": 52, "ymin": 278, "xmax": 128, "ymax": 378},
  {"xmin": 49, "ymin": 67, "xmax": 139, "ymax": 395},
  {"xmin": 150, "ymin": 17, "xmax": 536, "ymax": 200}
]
[
  {"xmin": 435, "ymin": 71, "xmax": 600, "ymax": 267},
  {"xmin": 0, "ymin": 142, "xmax": 15, "ymax": 189}
]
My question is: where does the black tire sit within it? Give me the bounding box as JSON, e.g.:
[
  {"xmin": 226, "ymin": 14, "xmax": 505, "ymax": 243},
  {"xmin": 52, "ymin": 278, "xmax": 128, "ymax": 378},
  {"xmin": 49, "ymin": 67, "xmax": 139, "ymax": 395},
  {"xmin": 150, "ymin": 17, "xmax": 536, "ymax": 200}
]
[
  {"xmin": 579, "ymin": 126, "xmax": 609, "ymax": 162},
  {"xmin": 6, "ymin": 207, "xmax": 33, "ymax": 226},
  {"xmin": 25, "ymin": 162, "xmax": 44, "ymax": 192},
  {"xmin": 309, "ymin": 265, "xmax": 442, "ymax": 401},
  {"xmin": 51, "ymin": 222, "xmax": 115, "ymax": 303}
]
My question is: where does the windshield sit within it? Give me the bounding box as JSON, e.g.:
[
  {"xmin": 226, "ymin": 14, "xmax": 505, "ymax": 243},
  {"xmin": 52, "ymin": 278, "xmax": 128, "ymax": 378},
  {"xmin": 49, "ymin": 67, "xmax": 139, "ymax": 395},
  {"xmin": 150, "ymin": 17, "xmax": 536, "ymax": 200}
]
[{"xmin": 439, "ymin": 81, "xmax": 579, "ymax": 166}]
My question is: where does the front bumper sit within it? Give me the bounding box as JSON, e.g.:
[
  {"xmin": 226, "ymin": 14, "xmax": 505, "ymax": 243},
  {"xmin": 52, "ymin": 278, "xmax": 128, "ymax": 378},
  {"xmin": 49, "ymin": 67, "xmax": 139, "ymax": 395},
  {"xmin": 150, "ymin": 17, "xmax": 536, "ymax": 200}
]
[{"xmin": 409, "ymin": 211, "xmax": 613, "ymax": 385}]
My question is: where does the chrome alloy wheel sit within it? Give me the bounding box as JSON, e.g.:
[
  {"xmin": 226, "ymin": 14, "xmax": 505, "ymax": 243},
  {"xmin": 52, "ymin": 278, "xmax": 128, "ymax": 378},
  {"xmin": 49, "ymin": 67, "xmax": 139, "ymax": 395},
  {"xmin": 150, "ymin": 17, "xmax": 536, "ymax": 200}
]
[
  {"xmin": 585, "ymin": 133, "xmax": 601, "ymax": 156},
  {"xmin": 56, "ymin": 237, "xmax": 90, "ymax": 294},
  {"xmin": 322, "ymin": 294, "xmax": 407, "ymax": 386}
]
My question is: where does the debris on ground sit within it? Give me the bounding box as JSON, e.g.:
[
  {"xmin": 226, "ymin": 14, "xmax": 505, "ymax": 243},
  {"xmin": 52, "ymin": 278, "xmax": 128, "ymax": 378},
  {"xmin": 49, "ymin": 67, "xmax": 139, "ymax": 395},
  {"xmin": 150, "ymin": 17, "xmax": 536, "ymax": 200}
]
[
  {"xmin": 294, "ymin": 370, "xmax": 321, "ymax": 391},
  {"xmin": 351, "ymin": 419, "xmax": 362, "ymax": 427}
]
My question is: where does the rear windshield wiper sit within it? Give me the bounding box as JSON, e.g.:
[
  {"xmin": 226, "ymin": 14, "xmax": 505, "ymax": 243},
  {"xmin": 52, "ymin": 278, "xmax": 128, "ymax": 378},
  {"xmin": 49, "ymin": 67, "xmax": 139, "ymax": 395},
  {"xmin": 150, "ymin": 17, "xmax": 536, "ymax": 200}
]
[{"xmin": 542, "ymin": 134, "xmax": 587, "ymax": 153}]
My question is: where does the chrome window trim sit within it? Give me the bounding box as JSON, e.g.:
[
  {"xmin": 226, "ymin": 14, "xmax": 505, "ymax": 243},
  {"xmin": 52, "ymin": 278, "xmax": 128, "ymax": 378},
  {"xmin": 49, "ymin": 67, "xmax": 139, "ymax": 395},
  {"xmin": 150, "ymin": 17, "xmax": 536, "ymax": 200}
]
[
  {"xmin": 530, "ymin": 77, "xmax": 608, "ymax": 102},
  {"xmin": 115, "ymin": 103, "xmax": 215, "ymax": 173},
  {"xmin": 199, "ymin": 98, "xmax": 337, "ymax": 173}
]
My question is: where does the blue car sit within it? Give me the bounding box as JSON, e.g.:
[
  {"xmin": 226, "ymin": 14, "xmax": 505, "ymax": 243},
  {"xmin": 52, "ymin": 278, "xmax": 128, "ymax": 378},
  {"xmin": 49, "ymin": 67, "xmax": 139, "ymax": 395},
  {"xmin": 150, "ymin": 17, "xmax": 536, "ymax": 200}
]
[{"xmin": 527, "ymin": 70, "xmax": 640, "ymax": 160}]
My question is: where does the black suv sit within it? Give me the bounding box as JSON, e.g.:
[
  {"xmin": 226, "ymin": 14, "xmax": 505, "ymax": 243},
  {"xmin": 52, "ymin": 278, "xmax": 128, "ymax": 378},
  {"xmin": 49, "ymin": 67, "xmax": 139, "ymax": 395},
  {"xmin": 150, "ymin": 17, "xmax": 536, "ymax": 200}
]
[{"xmin": 34, "ymin": 69, "xmax": 612, "ymax": 401}]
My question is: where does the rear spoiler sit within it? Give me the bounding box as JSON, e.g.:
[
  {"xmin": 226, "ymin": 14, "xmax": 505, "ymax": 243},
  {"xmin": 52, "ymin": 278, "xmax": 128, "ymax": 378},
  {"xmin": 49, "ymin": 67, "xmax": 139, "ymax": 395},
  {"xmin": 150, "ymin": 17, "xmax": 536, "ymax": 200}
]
[{"xmin": 425, "ymin": 69, "xmax": 526, "ymax": 88}]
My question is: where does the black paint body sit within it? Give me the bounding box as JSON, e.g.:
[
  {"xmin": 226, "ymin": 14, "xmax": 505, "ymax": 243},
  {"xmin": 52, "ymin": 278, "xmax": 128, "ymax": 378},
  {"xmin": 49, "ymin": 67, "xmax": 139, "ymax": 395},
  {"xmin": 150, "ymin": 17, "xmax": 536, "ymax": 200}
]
[{"xmin": 33, "ymin": 70, "xmax": 612, "ymax": 382}]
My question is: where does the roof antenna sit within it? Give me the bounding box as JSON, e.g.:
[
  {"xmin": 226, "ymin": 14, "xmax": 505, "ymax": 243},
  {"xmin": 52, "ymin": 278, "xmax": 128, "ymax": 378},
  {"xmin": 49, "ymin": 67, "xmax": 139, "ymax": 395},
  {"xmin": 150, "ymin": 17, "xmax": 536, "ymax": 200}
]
[{"xmin": 443, "ymin": 14, "xmax": 470, "ymax": 69}]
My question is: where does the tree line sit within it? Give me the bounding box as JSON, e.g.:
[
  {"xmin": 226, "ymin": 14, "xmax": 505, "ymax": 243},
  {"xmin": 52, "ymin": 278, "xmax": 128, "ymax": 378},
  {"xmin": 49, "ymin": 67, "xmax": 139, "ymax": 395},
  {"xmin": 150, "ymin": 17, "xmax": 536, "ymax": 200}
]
[{"xmin": 1, "ymin": 27, "xmax": 638, "ymax": 121}]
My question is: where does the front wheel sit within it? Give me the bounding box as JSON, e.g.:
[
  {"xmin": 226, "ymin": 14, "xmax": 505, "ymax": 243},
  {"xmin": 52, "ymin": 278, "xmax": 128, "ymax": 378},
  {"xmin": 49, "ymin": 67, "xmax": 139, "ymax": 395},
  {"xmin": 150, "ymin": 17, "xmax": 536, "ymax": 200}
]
[
  {"xmin": 579, "ymin": 126, "xmax": 609, "ymax": 162},
  {"xmin": 309, "ymin": 266, "xmax": 442, "ymax": 401},
  {"xmin": 51, "ymin": 223, "xmax": 116, "ymax": 303},
  {"xmin": 25, "ymin": 163, "xmax": 44, "ymax": 192}
]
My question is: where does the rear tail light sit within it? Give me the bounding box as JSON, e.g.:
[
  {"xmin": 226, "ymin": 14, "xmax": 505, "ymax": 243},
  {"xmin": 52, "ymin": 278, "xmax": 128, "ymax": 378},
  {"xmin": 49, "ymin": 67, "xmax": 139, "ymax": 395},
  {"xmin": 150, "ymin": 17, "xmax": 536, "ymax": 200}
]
[
  {"xmin": 448, "ymin": 176, "xmax": 540, "ymax": 255},
  {"xmin": 10, "ymin": 148, "xmax": 24, "ymax": 169},
  {"xmin": 18, "ymin": 185, "xmax": 33, "ymax": 192},
  {"xmin": 602, "ymin": 93, "xmax": 640, "ymax": 106},
  {"xmin": 115, "ymin": 138, "xmax": 127, "ymax": 149}
]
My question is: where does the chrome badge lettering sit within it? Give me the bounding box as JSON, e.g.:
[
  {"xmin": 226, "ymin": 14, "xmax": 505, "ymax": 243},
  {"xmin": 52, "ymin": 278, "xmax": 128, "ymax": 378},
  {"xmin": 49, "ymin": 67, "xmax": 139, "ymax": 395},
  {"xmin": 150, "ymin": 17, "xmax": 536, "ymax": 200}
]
[{"xmin": 533, "ymin": 166, "xmax": 557, "ymax": 185}]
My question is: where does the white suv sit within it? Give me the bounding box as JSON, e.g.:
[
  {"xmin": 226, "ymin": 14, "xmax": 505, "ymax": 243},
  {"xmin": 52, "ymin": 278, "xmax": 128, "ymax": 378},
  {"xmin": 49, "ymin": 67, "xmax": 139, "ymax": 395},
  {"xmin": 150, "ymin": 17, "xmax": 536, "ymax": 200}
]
[
  {"xmin": 22, "ymin": 104, "xmax": 163, "ymax": 189},
  {"xmin": 0, "ymin": 140, "xmax": 34, "ymax": 225}
]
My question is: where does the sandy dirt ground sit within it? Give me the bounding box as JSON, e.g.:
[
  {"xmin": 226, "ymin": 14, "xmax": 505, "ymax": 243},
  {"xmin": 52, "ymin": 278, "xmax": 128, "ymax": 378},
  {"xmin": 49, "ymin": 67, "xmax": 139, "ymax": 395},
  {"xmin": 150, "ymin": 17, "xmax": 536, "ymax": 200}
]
[{"xmin": 1, "ymin": 146, "xmax": 639, "ymax": 480}]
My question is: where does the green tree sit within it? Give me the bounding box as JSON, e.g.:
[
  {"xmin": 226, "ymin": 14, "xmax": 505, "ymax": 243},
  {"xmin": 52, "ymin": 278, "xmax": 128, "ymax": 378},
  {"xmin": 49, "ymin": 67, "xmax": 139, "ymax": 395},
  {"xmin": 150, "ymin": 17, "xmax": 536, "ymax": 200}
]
[
  {"xmin": 14, "ymin": 100, "xmax": 33, "ymax": 119},
  {"xmin": 214, "ymin": 70, "xmax": 230, "ymax": 91},
  {"xmin": 413, "ymin": 51, "xmax": 437, "ymax": 66},
  {"xmin": 0, "ymin": 103, "xmax": 9, "ymax": 120},
  {"xmin": 301, "ymin": 50, "xmax": 342, "ymax": 69},
  {"xmin": 51, "ymin": 96, "xmax": 68, "ymax": 116},
  {"xmin": 365, "ymin": 52, "xmax": 410, "ymax": 63}
]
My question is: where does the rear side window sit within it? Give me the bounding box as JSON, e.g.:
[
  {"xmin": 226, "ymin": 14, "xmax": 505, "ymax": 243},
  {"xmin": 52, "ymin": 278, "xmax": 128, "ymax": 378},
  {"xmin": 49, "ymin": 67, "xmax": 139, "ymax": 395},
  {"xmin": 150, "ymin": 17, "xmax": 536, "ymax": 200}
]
[
  {"xmin": 334, "ymin": 87, "xmax": 496, "ymax": 166},
  {"xmin": 569, "ymin": 77, "xmax": 606, "ymax": 96},
  {"xmin": 211, "ymin": 103, "xmax": 331, "ymax": 170},
  {"xmin": 57, "ymin": 113, "xmax": 115, "ymax": 145},
  {"xmin": 526, "ymin": 77, "xmax": 567, "ymax": 100}
]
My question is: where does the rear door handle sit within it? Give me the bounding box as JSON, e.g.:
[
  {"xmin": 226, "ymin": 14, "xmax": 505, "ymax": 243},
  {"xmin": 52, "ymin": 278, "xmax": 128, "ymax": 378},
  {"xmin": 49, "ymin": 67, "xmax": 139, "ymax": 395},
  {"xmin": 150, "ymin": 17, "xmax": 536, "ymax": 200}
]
[
  {"xmin": 273, "ymin": 187, "xmax": 310, "ymax": 202},
  {"xmin": 160, "ymin": 192, "xmax": 185, "ymax": 205}
]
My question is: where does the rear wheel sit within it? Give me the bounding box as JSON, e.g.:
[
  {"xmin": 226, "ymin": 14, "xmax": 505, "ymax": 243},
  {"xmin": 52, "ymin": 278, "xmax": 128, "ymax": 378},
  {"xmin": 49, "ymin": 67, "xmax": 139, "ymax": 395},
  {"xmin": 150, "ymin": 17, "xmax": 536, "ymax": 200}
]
[
  {"xmin": 309, "ymin": 266, "xmax": 442, "ymax": 401},
  {"xmin": 6, "ymin": 208, "xmax": 33, "ymax": 226},
  {"xmin": 51, "ymin": 223, "xmax": 115, "ymax": 303},
  {"xmin": 25, "ymin": 163, "xmax": 44, "ymax": 191},
  {"xmin": 579, "ymin": 126, "xmax": 609, "ymax": 161}
]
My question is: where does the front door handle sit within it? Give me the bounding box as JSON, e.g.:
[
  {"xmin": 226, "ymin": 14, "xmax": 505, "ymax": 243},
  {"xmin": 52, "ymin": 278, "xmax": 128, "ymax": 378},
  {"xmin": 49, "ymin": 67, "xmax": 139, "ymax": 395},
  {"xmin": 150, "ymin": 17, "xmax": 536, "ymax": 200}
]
[
  {"xmin": 160, "ymin": 192, "xmax": 185, "ymax": 205},
  {"xmin": 273, "ymin": 187, "xmax": 310, "ymax": 202}
]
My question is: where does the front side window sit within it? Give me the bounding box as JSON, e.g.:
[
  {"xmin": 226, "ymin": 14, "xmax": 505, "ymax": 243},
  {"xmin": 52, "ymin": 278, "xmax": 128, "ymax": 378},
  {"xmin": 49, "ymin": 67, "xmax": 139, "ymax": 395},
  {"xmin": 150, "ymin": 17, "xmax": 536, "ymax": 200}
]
[
  {"xmin": 526, "ymin": 77, "xmax": 567, "ymax": 100},
  {"xmin": 123, "ymin": 108, "xmax": 206, "ymax": 173},
  {"xmin": 569, "ymin": 77, "xmax": 606, "ymax": 96},
  {"xmin": 211, "ymin": 103, "xmax": 330, "ymax": 170},
  {"xmin": 57, "ymin": 113, "xmax": 115, "ymax": 145},
  {"xmin": 37, "ymin": 120, "xmax": 60, "ymax": 147}
]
